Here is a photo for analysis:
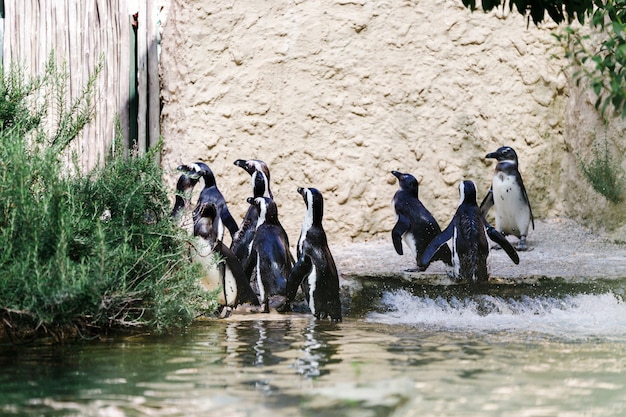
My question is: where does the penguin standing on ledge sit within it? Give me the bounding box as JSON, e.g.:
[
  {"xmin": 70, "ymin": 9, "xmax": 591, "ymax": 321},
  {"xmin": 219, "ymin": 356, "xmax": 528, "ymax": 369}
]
[
  {"xmin": 480, "ymin": 146, "xmax": 534, "ymax": 251},
  {"xmin": 420, "ymin": 180, "xmax": 519, "ymax": 284},
  {"xmin": 190, "ymin": 201, "xmax": 259, "ymax": 317},
  {"xmin": 391, "ymin": 170, "xmax": 452, "ymax": 271},
  {"xmin": 231, "ymin": 159, "xmax": 273, "ymax": 264},
  {"xmin": 244, "ymin": 197, "xmax": 293, "ymax": 313},
  {"xmin": 277, "ymin": 187, "xmax": 342, "ymax": 322}
]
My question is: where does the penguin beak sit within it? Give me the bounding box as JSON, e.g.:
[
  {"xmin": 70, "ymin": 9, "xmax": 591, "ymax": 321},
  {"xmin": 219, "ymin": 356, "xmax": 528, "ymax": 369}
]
[
  {"xmin": 246, "ymin": 197, "xmax": 255, "ymax": 205},
  {"xmin": 485, "ymin": 152, "xmax": 497, "ymax": 159},
  {"xmin": 234, "ymin": 159, "xmax": 246, "ymax": 168},
  {"xmin": 297, "ymin": 187, "xmax": 305, "ymax": 196},
  {"xmin": 391, "ymin": 170, "xmax": 402, "ymax": 179}
]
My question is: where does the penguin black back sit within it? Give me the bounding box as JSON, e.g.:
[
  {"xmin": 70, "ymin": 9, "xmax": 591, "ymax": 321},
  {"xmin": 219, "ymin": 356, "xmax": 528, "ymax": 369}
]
[
  {"xmin": 231, "ymin": 159, "xmax": 273, "ymax": 263},
  {"xmin": 421, "ymin": 180, "xmax": 519, "ymax": 283},
  {"xmin": 279, "ymin": 187, "xmax": 341, "ymax": 321},
  {"xmin": 244, "ymin": 196, "xmax": 293, "ymax": 312},
  {"xmin": 391, "ymin": 170, "xmax": 452, "ymax": 271}
]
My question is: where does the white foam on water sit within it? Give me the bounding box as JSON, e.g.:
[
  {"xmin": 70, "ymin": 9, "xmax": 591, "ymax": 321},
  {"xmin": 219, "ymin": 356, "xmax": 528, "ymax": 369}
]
[{"xmin": 366, "ymin": 290, "xmax": 626, "ymax": 341}]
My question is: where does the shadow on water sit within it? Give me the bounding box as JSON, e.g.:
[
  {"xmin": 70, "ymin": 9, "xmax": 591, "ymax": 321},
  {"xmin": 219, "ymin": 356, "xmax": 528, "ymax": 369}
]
[{"xmin": 1, "ymin": 276, "xmax": 626, "ymax": 416}]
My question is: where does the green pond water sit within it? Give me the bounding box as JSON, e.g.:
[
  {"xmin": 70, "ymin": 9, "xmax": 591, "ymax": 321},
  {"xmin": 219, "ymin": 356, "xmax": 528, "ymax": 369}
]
[{"xmin": 2, "ymin": 280, "xmax": 626, "ymax": 417}]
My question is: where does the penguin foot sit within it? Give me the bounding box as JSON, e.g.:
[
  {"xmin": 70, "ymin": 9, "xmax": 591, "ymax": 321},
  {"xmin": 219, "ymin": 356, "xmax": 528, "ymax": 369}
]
[
  {"xmin": 515, "ymin": 237, "xmax": 529, "ymax": 251},
  {"xmin": 276, "ymin": 301, "xmax": 292, "ymax": 313},
  {"xmin": 219, "ymin": 307, "xmax": 232, "ymax": 319}
]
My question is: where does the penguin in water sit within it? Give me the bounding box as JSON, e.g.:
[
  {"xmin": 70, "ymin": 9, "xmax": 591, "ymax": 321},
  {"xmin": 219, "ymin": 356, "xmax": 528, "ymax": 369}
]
[
  {"xmin": 480, "ymin": 146, "xmax": 534, "ymax": 251},
  {"xmin": 420, "ymin": 180, "xmax": 519, "ymax": 284},
  {"xmin": 231, "ymin": 159, "xmax": 273, "ymax": 264},
  {"xmin": 190, "ymin": 201, "xmax": 260, "ymax": 317},
  {"xmin": 244, "ymin": 197, "xmax": 293, "ymax": 313},
  {"xmin": 177, "ymin": 162, "xmax": 239, "ymax": 244},
  {"xmin": 391, "ymin": 170, "xmax": 452, "ymax": 271},
  {"xmin": 277, "ymin": 187, "xmax": 342, "ymax": 322}
]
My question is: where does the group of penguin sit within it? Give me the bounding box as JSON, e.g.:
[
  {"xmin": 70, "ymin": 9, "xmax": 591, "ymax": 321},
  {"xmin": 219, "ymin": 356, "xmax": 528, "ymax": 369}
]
[
  {"xmin": 391, "ymin": 145, "xmax": 534, "ymax": 283},
  {"xmin": 171, "ymin": 145, "xmax": 533, "ymax": 321},
  {"xmin": 171, "ymin": 159, "xmax": 342, "ymax": 322}
]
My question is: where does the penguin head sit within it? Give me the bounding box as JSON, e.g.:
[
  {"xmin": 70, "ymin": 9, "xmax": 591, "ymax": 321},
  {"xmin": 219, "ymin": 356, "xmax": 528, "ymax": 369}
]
[
  {"xmin": 298, "ymin": 187, "xmax": 324, "ymax": 224},
  {"xmin": 459, "ymin": 180, "xmax": 478, "ymax": 206},
  {"xmin": 391, "ymin": 171, "xmax": 419, "ymax": 196},
  {"xmin": 177, "ymin": 162, "xmax": 216, "ymax": 187},
  {"xmin": 175, "ymin": 173, "xmax": 199, "ymax": 195},
  {"xmin": 247, "ymin": 196, "xmax": 279, "ymax": 226},
  {"xmin": 486, "ymin": 146, "xmax": 518, "ymax": 164},
  {"xmin": 235, "ymin": 159, "xmax": 273, "ymax": 198}
]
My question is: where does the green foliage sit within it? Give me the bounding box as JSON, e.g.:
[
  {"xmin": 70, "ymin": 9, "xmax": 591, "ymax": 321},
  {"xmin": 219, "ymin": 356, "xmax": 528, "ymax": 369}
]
[
  {"xmin": 554, "ymin": 1, "xmax": 626, "ymax": 118},
  {"xmin": 461, "ymin": 0, "xmax": 594, "ymax": 25},
  {"xmin": 578, "ymin": 134, "xmax": 624, "ymax": 203},
  {"xmin": 0, "ymin": 56, "xmax": 216, "ymax": 342}
]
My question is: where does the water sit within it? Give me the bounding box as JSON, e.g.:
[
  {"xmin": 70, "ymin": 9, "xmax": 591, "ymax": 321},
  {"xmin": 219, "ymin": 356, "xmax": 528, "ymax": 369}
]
[{"xmin": 1, "ymin": 285, "xmax": 626, "ymax": 417}]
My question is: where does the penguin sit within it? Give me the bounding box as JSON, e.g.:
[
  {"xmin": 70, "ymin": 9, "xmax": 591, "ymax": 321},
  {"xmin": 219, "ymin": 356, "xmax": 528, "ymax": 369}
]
[
  {"xmin": 420, "ymin": 180, "xmax": 519, "ymax": 284},
  {"xmin": 244, "ymin": 197, "xmax": 293, "ymax": 313},
  {"xmin": 190, "ymin": 205, "xmax": 260, "ymax": 317},
  {"xmin": 231, "ymin": 159, "xmax": 273, "ymax": 264},
  {"xmin": 171, "ymin": 172, "xmax": 200, "ymax": 219},
  {"xmin": 390, "ymin": 170, "xmax": 453, "ymax": 271},
  {"xmin": 177, "ymin": 162, "xmax": 239, "ymax": 243},
  {"xmin": 277, "ymin": 187, "xmax": 342, "ymax": 322},
  {"xmin": 480, "ymin": 146, "xmax": 534, "ymax": 251}
]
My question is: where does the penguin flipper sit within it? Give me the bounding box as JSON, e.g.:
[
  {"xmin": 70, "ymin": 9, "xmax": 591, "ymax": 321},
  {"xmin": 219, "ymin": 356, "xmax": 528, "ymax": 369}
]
[
  {"xmin": 419, "ymin": 223, "xmax": 454, "ymax": 268},
  {"xmin": 518, "ymin": 178, "xmax": 535, "ymax": 230},
  {"xmin": 486, "ymin": 226, "xmax": 520, "ymax": 264},
  {"xmin": 220, "ymin": 207, "xmax": 240, "ymax": 238},
  {"xmin": 391, "ymin": 216, "xmax": 410, "ymax": 255},
  {"xmin": 285, "ymin": 255, "xmax": 312, "ymax": 303},
  {"xmin": 214, "ymin": 241, "xmax": 260, "ymax": 306},
  {"xmin": 479, "ymin": 188, "xmax": 494, "ymax": 217}
]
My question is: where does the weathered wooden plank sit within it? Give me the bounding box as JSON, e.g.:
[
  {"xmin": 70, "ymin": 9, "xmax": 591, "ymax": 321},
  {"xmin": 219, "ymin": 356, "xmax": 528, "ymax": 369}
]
[
  {"xmin": 136, "ymin": 0, "xmax": 148, "ymax": 155},
  {"xmin": 2, "ymin": 0, "xmax": 156, "ymax": 169}
]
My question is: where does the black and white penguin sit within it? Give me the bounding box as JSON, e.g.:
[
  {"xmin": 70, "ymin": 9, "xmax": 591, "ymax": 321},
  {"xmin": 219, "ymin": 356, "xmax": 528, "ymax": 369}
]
[
  {"xmin": 177, "ymin": 162, "xmax": 239, "ymax": 243},
  {"xmin": 391, "ymin": 170, "xmax": 453, "ymax": 271},
  {"xmin": 480, "ymin": 146, "xmax": 534, "ymax": 251},
  {"xmin": 277, "ymin": 187, "xmax": 342, "ymax": 321},
  {"xmin": 244, "ymin": 197, "xmax": 293, "ymax": 312},
  {"xmin": 231, "ymin": 159, "xmax": 273, "ymax": 264},
  {"xmin": 420, "ymin": 180, "xmax": 519, "ymax": 283},
  {"xmin": 190, "ymin": 204, "xmax": 260, "ymax": 317},
  {"xmin": 171, "ymin": 172, "xmax": 200, "ymax": 219}
]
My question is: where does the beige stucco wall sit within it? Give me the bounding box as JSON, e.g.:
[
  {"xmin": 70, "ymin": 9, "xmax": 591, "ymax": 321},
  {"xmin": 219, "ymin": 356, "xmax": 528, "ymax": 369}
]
[{"xmin": 159, "ymin": 0, "xmax": 624, "ymax": 245}]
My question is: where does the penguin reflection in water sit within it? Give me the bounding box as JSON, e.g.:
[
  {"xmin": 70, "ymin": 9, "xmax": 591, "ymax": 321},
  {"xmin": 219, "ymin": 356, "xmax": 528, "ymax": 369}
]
[
  {"xmin": 391, "ymin": 171, "xmax": 452, "ymax": 272},
  {"xmin": 420, "ymin": 180, "xmax": 519, "ymax": 283},
  {"xmin": 277, "ymin": 188, "xmax": 342, "ymax": 322},
  {"xmin": 480, "ymin": 146, "xmax": 534, "ymax": 251},
  {"xmin": 244, "ymin": 197, "xmax": 294, "ymax": 313}
]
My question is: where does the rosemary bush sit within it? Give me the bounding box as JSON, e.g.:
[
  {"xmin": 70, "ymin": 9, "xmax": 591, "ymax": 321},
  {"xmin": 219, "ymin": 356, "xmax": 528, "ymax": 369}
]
[
  {"xmin": 0, "ymin": 56, "xmax": 215, "ymax": 342},
  {"xmin": 578, "ymin": 135, "xmax": 625, "ymax": 203}
]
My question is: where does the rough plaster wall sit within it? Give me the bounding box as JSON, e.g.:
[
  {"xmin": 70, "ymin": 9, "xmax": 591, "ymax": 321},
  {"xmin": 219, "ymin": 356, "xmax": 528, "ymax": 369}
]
[
  {"xmin": 563, "ymin": 78, "xmax": 626, "ymax": 241},
  {"xmin": 159, "ymin": 0, "xmax": 569, "ymax": 245}
]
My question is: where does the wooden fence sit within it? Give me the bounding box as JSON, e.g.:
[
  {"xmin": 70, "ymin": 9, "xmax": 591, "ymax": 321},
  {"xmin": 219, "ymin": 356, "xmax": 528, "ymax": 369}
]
[{"xmin": 1, "ymin": 0, "xmax": 161, "ymax": 170}]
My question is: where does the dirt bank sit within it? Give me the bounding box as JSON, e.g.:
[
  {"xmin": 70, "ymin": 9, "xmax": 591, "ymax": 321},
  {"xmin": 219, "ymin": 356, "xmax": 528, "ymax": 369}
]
[{"xmin": 331, "ymin": 217, "xmax": 626, "ymax": 284}]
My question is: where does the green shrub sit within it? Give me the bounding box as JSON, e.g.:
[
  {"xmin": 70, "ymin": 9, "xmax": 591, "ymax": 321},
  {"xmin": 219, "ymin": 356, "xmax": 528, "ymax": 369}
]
[
  {"xmin": 578, "ymin": 135, "xmax": 625, "ymax": 203},
  {"xmin": 0, "ymin": 56, "xmax": 216, "ymax": 343}
]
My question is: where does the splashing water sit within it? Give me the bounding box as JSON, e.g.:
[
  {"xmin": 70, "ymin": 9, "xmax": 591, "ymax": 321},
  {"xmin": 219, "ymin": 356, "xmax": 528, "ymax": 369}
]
[{"xmin": 367, "ymin": 289, "xmax": 626, "ymax": 341}]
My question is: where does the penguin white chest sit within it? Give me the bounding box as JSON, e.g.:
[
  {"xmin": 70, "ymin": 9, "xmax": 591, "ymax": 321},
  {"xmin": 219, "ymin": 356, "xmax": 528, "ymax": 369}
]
[
  {"xmin": 307, "ymin": 264, "xmax": 318, "ymax": 315},
  {"xmin": 492, "ymin": 173, "xmax": 530, "ymax": 236}
]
